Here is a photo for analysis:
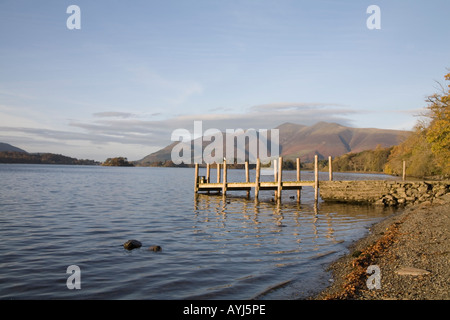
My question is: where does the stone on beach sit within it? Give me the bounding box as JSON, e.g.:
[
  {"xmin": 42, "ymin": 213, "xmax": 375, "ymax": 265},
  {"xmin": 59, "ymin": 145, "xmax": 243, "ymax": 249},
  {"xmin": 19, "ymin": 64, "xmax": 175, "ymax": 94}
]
[
  {"xmin": 315, "ymin": 192, "xmax": 450, "ymax": 300},
  {"xmin": 395, "ymin": 267, "xmax": 431, "ymax": 276},
  {"xmin": 123, "ymin": 239, "xmax": 142, "ymax": 250}
]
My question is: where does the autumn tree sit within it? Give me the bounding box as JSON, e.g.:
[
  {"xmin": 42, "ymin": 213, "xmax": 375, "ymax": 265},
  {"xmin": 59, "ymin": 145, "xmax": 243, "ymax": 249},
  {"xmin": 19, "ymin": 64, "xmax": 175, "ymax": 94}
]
[
  {"xmin": 384, "ymin": 71, "xmax": 450, "ymax": 177},
  {"xmin": 425, "ymin": 72, "xmax": 450, "ymax": 174},
  {"xmin": 384, "ymin": 125, "xmax": 438, "ymax": 177}
]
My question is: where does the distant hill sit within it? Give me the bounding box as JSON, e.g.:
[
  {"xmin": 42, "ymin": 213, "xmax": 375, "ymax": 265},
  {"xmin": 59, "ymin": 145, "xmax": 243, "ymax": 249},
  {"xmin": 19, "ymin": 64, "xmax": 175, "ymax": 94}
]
[
  {"xmin": 0, "ymin": 142, "xmax": 28, "ymax": 153},
  {"xmin": 276, "ymin": 121, "xmax": 410, "ymax": 161},
  {"xmin": 138, "ymin": 141, "xmax": 181, "ymax": 165},
  {"xmin": 136, "ymin": 121, "xmax": 411, "ymax": 165},
  {"xmin": 0, "ymin": 142, "xmax": 99, "ymax": 165},
  {"xmin": 0, "ymin": 151, "xmax": 100, "ymax": 165}
]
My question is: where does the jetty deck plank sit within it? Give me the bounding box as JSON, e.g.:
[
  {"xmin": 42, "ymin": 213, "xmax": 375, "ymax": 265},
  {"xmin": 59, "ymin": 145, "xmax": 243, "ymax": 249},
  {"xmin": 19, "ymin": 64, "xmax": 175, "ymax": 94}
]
[{"xmin": 197, "ymin": 181, "xmax": 315, "ymax": 192}]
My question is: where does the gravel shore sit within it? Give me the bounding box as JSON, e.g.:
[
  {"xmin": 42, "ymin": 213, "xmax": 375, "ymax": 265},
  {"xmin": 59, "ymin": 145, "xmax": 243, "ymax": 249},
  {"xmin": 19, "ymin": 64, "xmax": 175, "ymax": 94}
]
[{"xmin": 313, "ymin": 193, "xmax": 450, "ymax": 300}]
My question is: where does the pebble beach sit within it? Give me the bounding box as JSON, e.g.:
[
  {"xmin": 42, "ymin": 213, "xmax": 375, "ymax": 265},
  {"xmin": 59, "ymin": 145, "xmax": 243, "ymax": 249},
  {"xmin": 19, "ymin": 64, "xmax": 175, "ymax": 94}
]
[{"xmin": 314, "ymin": 193, "xmax": 450, "ymax": 300}]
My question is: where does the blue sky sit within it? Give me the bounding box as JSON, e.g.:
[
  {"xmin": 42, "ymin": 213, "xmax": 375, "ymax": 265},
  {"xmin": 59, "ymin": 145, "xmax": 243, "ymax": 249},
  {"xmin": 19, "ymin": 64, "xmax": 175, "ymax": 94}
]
[{"xmin": 0, "ymin": 0, "xmax": 449, "ymax": 161}]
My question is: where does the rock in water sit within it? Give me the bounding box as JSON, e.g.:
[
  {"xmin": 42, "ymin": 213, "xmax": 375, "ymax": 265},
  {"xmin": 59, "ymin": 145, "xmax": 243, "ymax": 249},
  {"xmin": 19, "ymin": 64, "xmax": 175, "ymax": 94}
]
[
  {"xmin": 148, "ymin": 245, "xmax": 162, "ymax": 252},
  {"xmin": 123, "ymin": 240, "xmax": 142, "ymax": 250}
]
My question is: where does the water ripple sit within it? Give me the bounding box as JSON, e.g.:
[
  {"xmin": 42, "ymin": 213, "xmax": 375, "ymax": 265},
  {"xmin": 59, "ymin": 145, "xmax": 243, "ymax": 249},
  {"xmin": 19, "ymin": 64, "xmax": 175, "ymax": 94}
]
[{"xmin": 0, "ymin": 164, "xmax": 398, "ymax": 299}]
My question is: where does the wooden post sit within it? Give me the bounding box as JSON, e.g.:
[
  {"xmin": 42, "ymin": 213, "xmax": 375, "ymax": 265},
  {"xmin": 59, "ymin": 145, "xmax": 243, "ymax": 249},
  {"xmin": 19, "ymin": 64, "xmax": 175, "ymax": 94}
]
[
  {"xmin": 402, "ymin": 160, "xmax": 406, "ymax": 181},
  {"xmin": 277, "ymin": 156, "xmax": 282, "ymax": 200},
  {"xmin": 194, "ymin": 163, "xmax": 199, "ymax": 194},
  {"xmin": 273, "ymin": 159, "xmax": 278, "ymax": 198},
  {"xmin": 314, "ymin": 155, "xmax": 319, "ymax": 202},
  {"xmin": 328, "ymin": 156, "xmax": 333, "ymax": 181},
  {"xmin": 206, "ymin": 163, "xmax": 210, "ymax": 194},
  {"xmin": 273, "ymin": 159, "xmax": 277, "ymax": 179},
  {"xmin": 255, "ymin": 158, "xmax": 260, "ymax": 199},
  {"xmin": 296, "ymin": 158, "xmax": 301, "ymax": 202},
  {"xmin": 245, "ymin": 161, "xmax": 250, "ymax": 198},
  {"xmin": 222, "ymin": 159, "xmax": 227, "ymax": 195},
  {"xmin": 217, "ymin": 163, "xmax": 220, "ymax": 183}
]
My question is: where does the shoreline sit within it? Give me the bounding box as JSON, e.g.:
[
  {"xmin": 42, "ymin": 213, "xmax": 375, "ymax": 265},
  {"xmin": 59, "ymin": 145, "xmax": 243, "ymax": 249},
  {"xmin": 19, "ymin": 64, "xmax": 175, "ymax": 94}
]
[{"xmin": 311, "ymin": 193, "xmax": 450, "ymax": 300}]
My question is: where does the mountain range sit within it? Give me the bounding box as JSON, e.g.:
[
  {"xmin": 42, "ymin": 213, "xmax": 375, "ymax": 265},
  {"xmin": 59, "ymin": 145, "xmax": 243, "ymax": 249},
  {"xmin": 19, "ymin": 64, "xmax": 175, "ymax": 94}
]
[
  {"xmin": 137, "ymin": 121, "xmax": 411, "ymax": 165},
  {"xmin": 0, "ymin": 142, "xmax": 28, "ymax": 153},
  {"xmin": 1, "ymin": 122, "xmax": 411, "ymax": 165}
]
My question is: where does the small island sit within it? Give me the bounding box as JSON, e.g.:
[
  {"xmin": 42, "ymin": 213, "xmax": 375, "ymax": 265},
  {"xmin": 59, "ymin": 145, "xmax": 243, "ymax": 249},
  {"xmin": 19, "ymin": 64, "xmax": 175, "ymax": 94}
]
[{"xmin": 101, "ymin": 157, "xmax": 134, "ymax": 167}]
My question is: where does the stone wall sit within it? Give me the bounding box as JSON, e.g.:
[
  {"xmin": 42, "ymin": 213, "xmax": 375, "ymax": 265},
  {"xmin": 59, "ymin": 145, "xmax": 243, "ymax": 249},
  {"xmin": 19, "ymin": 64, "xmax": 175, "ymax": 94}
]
[{"xmin": 319, "ymin": 180, "xmax": 450, "ymax": 206}]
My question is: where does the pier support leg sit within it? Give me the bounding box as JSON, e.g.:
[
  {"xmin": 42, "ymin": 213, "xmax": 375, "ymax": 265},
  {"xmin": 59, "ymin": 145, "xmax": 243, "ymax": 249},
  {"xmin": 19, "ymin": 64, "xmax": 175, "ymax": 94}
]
[
  {"xmin": 296, "ymin": 158, "xmax": 301, "ymax": 202},
  {"xmin": 222, "ymin": 159, "xmax": 227, "ymax": 195},
  {"xmin": 277, "ymin": 156, "xmax": 282, "ymax": 200},
  {"xmin": 217, "ymin": 163, "xmax": 221, "ymax": 194},
  {"xmin": 217, "ymin": 163, "xmax": 221, "ymax": 183},
  {"xmin": 273, "ymin": 159, "xmax": 277, "ymax": 198},
  {"xmin": 314, "ymin": 155, "xmax": 319, "ymax": 203},
  {"xmin": 328, "ymin": 156, "xmax": 333, "ymax": 181},
  {"xmin": 255, "ymin": 158, "xmax": 260, "ymax": 200},
  {"xmin": 206, "ymin": 163, "xmax": 210, "ymax": 194},
  {"xmin": 194, "ymin": 163, "xmax": 199, "ymax": 194},
  {"xmin": 245, "ymin": 161, "xmax": 250, "ymax": 199}
]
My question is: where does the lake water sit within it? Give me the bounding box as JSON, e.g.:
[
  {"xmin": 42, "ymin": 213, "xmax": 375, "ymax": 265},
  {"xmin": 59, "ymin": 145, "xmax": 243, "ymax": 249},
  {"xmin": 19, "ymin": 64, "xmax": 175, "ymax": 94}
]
[{"xmin": 0, "ymin": 164, "xmax": 399, "ymax": 300}]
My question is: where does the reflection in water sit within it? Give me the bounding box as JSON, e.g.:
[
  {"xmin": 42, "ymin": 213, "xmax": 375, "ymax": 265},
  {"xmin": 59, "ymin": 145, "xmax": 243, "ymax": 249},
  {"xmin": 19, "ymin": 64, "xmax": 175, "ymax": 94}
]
[
  {"xmin": 0, "ymin": 165, "xmax": 399, "ymax": 300},
  {"xmin": 192, "ymin": 193, "xmax": 396, "ymax": 299},
  {"xmin": 194, "ymin": 194, "xmax": 391, "ymax": 299}
]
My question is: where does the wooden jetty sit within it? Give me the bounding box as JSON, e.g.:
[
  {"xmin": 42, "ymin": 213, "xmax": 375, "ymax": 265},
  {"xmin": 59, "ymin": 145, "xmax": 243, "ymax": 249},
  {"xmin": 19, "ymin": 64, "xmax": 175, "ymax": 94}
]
[
  {"xmin": 194, "ymin": 154, "xmax": 421, "ymax": 206},
  {"xmin": 194, "ymin": 155, "xmax": 328, "ymax": 202}
]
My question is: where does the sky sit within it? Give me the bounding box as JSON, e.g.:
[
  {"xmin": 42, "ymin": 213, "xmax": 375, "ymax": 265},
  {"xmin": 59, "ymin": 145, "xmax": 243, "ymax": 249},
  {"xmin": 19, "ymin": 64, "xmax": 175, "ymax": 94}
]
[{"xmin": 0, "ymin": 0, "xmax": 449, "ymax": 161}]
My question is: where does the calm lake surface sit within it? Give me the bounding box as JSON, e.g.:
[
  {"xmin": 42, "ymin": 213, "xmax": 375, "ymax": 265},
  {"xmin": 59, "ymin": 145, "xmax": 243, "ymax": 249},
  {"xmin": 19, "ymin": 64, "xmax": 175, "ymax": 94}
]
[{"xmin": 0, "ymin": 164, "xmax": 400, "ymax": 299}]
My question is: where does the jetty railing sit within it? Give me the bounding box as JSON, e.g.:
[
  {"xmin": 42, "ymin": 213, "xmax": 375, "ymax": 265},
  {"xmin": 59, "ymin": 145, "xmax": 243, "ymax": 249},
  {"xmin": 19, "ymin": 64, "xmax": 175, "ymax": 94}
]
[{"xmin": 194, "ymin": 155, "xmax": 328, "ymax": 202}]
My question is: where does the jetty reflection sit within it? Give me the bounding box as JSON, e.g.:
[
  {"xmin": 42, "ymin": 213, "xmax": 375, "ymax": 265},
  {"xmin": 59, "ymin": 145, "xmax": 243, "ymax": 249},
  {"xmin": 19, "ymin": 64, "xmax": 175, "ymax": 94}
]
[{"xmin": 194, "ymin": 193, "xmax": 396, "ymax": 248}]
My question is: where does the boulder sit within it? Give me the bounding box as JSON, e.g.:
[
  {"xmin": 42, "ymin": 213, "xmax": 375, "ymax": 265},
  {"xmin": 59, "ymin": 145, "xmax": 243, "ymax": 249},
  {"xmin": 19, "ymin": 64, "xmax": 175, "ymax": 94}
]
[
  {"xmin": 435, "ymin": 189, "xmax": 447, "ymax": 197},
  {"xmin": 123, "ymin": 240, "xmax": 142, "ymax": 250},
  {"xmin": 148, "ymin": 245, "xmax": 162, "ymax": 252}
]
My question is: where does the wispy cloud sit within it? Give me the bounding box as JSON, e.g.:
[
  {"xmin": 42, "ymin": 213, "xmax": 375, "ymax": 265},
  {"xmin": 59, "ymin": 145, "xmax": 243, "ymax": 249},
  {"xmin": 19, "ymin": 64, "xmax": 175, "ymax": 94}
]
[
  {"xmin": 249, "ymin": 102, "xmax": 345, "ymax": 111},
  {"xmin": 93, "ymin": 112, "xmax": 136, "ymax": 119},
  {"xmin": 74, "ymin": 102, "xmax": 357, "ymax": 145},
  {"xmin": 0, "ymin": 102, "xmax": 359, "ymax": 160}
]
